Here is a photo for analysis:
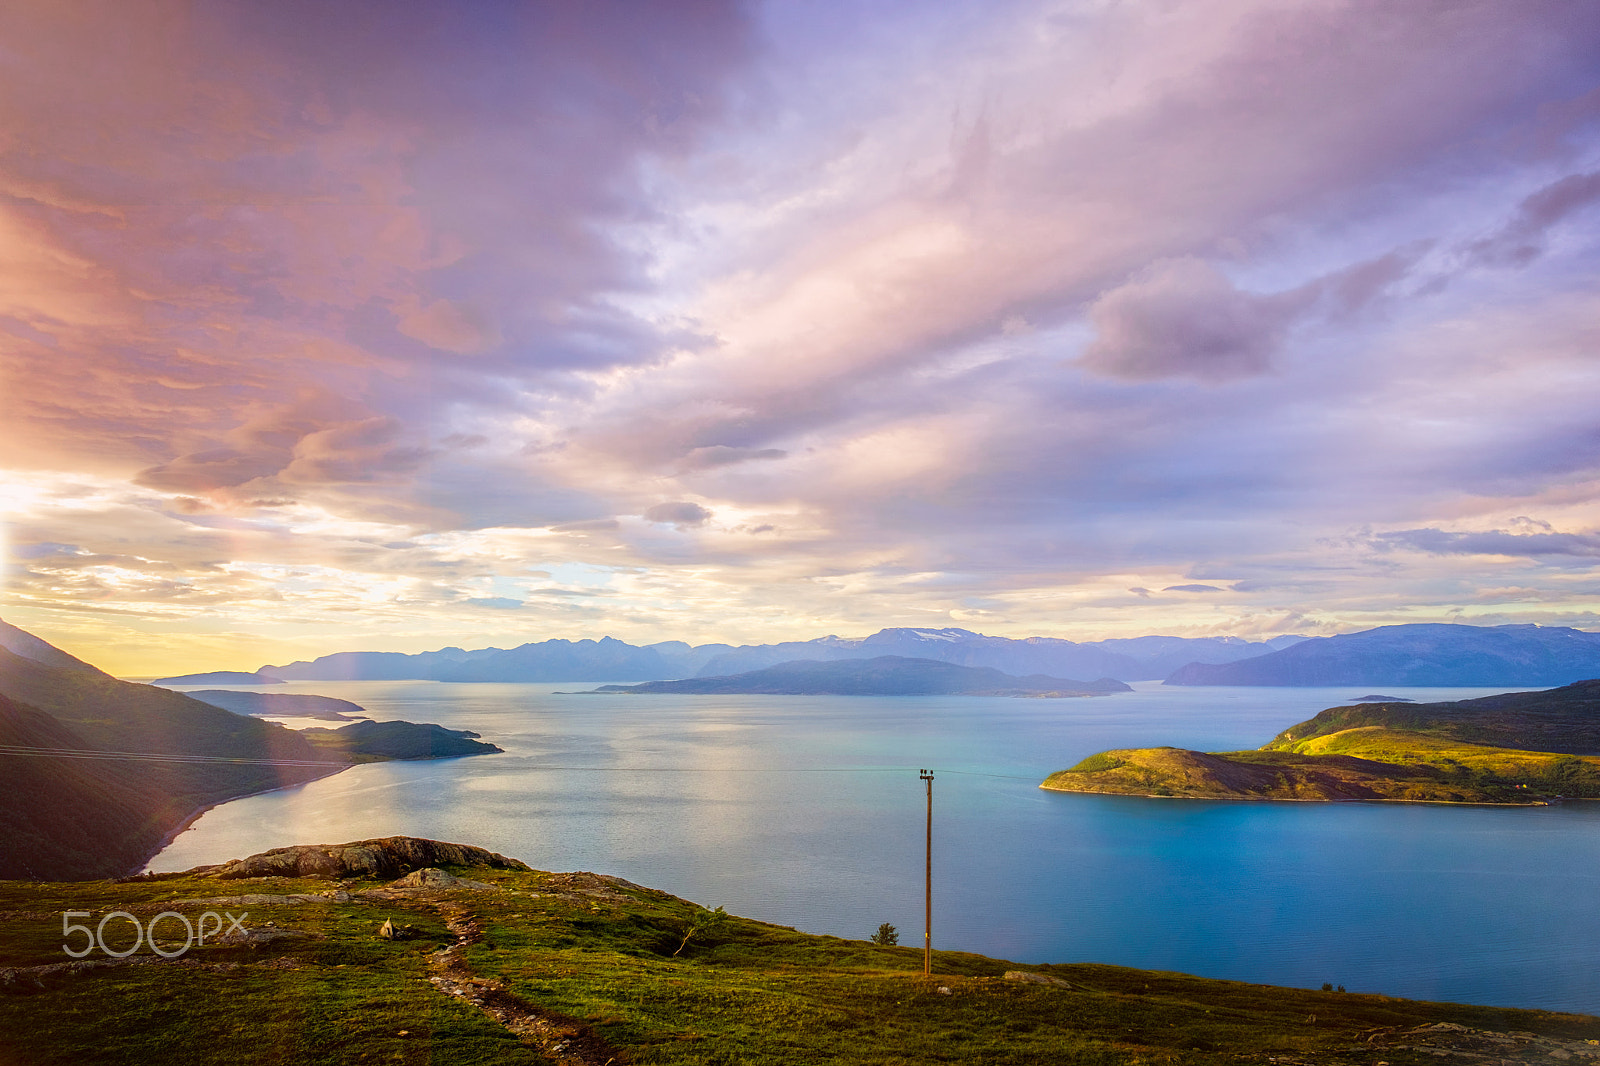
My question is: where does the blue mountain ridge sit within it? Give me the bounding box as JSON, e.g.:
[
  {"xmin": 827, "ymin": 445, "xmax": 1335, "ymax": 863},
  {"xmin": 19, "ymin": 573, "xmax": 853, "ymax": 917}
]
[
  {"xmin": 220, "ymin": 627, "xmax": 1307, "ymax": 684},
  {"xmin": 1165, "ymin": 623, "xmax": 1600, "ymax": 687}
]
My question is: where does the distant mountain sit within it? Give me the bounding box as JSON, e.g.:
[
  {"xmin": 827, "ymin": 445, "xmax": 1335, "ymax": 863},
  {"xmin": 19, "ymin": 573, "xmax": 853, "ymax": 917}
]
[
  {"xmin": 186, "ymin": 690, "xmax": 367, "ymax": 721},
  {"xmin": 153, "ymin": 669, "xmax": 283, "ymax": 685},
  {"xmin": 438, "ymin": 637, "xmax": 681, "ymax": 682},
  {"xmin": 686, "ymin": 628, "xmax": 1304, "ymax": 681},
  {"xmin": 245, "ymin": 628, "xmax": 1303, "ymax": 683},
  {"xmin": 261, "ymin": 646, "xmax": 503, "ymax": 681},
  {"xmin": 1165, "ymin": 624, "xmax": 1600, "ymax": 687},
  {"xmin": 595, "ymin": 656, "xmax": 1133, "ymax": 697}
]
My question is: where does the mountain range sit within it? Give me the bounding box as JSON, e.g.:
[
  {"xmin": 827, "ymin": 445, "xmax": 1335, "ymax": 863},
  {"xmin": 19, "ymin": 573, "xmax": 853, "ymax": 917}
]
[
  {"xmin": 1165, "ymin": 623, "xmax": 1600, "ymax": 687},
  {"xmin": 156, "ymin": 622, "xmax": 1600, "ymax": 688},
  {"xmin": 159, "ymin": 627, "xmax": 1306, "ymax": 684}
]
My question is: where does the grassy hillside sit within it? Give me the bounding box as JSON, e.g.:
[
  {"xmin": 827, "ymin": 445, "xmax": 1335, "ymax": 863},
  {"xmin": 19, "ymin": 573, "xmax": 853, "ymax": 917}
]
[
  {"xmin": 0, "ymin": 692, "xmax": 180, "ymax": 879},
  {"xmin": 1266, "ymin": 679, "xmax": 1600, "ymax": 753},
  {"xmin": 0, "ymin": 626, "xmax": 505, "ymax": 879},
  {"xmin": 1043, "ymin": 680, "xmax": 1600, "ymax": 803},
  {"xmin": 0, "ymin": 646, "xmax": 348, "ymax": 879},
  {"xmin": 2, "ymin": 853, "xmax": 1595, "ymax": 1065}
]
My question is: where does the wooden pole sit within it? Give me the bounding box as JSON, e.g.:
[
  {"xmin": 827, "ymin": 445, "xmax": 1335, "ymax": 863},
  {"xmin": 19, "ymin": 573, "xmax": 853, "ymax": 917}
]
[{"xmin": 920, "ymin": 769, "xmax": 934, "ymax": 976}]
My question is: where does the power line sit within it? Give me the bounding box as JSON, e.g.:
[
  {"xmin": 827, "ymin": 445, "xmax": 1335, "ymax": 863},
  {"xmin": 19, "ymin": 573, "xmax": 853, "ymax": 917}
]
[
  {"xmin": 0, "ymin": 744, "xmax": 1043, "ymax": 778},
  {"xmin": 0, "ymin": 744, "xmax": 348, "ymax": 767}
]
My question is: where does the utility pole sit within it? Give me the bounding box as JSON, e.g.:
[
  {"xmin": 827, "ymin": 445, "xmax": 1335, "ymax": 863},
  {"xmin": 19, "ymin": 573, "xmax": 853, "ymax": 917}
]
[{"xmin": 920, "ymin": 768, "xmax": 934, "ymax": 976}]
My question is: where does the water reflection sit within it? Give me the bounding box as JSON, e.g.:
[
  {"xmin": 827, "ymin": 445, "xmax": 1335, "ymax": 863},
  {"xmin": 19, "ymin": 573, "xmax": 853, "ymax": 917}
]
[{"xmin": 150, "ymin": 681, "xmax": 1600, "ymax": 1012}]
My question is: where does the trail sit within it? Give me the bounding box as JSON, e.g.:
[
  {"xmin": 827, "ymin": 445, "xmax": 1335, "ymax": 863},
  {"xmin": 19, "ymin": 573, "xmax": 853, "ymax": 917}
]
[{"xmin": 425, "ymin": 899, "xmax": 624, "ymax": 1066}]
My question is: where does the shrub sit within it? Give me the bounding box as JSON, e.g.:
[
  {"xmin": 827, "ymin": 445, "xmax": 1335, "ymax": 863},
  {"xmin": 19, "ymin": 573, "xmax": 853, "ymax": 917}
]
[
  {"xmin": 673, "ymin": 905, "xmax": 729, "ymax": 956},
  {"xmin": 869, "ymin": 923, "xmax": 898, "ymax": 946}
]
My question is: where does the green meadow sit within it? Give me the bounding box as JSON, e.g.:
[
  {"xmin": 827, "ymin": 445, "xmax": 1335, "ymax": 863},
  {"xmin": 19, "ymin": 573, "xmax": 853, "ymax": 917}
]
[{"xmin": 3, "ymin": 863, "xmax": 1596, "ymax": 1065}]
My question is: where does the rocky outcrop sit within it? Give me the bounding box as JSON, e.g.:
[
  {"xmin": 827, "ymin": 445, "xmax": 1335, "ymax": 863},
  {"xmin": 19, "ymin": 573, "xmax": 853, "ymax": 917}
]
[
  {"xmin": 1005, "ymin": 971, "xmax": 1072, "ymax": 988},
  {"xmin": 389, "ymin": 867, "xmax": 496, "ymax": 891},
  {"xmin": 190, "ymin": 837, "xmax": 530, "ymax": 880}
]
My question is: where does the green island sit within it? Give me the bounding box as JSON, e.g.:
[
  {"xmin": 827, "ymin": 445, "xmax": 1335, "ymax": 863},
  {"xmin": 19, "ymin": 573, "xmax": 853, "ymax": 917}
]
[
  {"xmin": 4, "ymin": 836, "xmax": 1596, "ymax": 1065},
  {"xmin": 1042, "ymin": 679, "xmax": 1600, "ymax": 803}
]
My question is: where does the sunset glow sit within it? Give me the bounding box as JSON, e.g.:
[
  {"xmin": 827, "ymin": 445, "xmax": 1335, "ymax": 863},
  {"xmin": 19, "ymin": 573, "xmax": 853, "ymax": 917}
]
[{"xmin": 4, "ymin": 1, "xmax": 1600, "ymax": 675}]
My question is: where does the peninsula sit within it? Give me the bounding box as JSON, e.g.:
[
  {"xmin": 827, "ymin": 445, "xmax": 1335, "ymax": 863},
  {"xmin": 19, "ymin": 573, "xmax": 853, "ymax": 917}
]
[
  {"xmin": 590, "ymin": 655, "xmax": 1132, "ymax": 697},
  {"xmin": 1042, "ymin": 679, "xmax": 1600, "ymax": 803}
]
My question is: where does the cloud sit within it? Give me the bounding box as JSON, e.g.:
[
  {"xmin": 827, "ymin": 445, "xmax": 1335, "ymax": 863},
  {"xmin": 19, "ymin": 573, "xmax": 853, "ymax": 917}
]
[
  {"xmin": 465, "ymin": 596, "xmax": 523, "ymax": 609},
  {"xmin": 1162, "ymin": 584, "xmax": 1226, "ymax": 593},
  {"xmin": 396, "ymin": 298, "xmax": 500, "ymax": 354},
  {"xmin": 8, "ymin": 1, "xmax": 1600, "ymax": 670},
  {"xmin": 1468, "ymin": 170, "xmax": 1600, "ymax": 266},
  {"xmin": 1080, "ymin": 258, "xmax": 1308, "ymax": 382},
  {"xmin": 680, "ymin": 445, "xmax": 788, "ymax": 470},
  {"xmin": 644, "ymin": 502, "xmax": 713, "ymax": 529},
  {"xmin": 1372, "ymin": 528, "xmax": 1600, "ymax": 559}
]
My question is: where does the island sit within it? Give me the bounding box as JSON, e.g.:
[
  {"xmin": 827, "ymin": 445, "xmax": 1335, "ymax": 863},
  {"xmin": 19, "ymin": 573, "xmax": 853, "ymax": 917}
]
[
  {"xmin": 586, "ymin": 655, "xmax": 1132, "ymax": 697},
  {"xmin": 151, "ymin": 669, "xmax": 284, "ymax": 685},
  {"xmin": 1041, "ymin": 679, "xmax": 1600, "ymax": 803},
  {"xmin": 300, "ymin": 719, "xmax": 501, "ymax": 761},
  {"xmin": 186, "ymin": 689, "xmax": 368, "ymax": 721}
]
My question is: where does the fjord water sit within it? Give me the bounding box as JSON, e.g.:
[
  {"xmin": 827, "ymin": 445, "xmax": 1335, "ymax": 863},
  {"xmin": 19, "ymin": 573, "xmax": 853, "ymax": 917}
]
[{"xmin": 149, "ymin": 681, "xmax": 1600, "ymax": 1013}]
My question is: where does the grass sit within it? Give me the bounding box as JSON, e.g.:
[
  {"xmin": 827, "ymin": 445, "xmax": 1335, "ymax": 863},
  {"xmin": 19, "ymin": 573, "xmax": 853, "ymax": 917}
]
[
  {"xmin": 1045, "ymin": 685, "xmax": 1600, "ymax": 804},
  {"xmin": 3, "ymin": 866, "xmax": 1597, "ymax": 1065}
]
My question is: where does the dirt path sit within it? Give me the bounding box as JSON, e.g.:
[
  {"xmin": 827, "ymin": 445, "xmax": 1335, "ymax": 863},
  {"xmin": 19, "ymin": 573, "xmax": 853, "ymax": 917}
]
[{"xmin": 425, "ymin": 901, "xmax": 625, "ymax": 1066}]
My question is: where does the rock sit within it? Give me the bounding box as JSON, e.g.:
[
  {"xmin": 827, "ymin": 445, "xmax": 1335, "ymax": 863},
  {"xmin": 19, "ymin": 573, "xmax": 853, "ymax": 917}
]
[
  {"xmin": 376, "ymin": 918, "xmax": 418, "ymax": 941},
  {"xmin": 388, "ymin": 867, "xmax": 496, "ymax": 891},
  {"xmin": 219, "ymin": 926, "xmax": 315, "ymax": 947},
  {"xmin": 1004, "ymin": 970, "xmax": 1071, "ymax": 988},
  {"xmin": 191, "ymin": 837, "xmax": 530, "ymax": 880}
]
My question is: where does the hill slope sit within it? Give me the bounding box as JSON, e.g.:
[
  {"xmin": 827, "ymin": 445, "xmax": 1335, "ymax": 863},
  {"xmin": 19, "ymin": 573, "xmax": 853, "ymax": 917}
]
[
  {"xmin": 1043, "ymin": 679, "xmax": 1600, "ymax": 803},
  {"xmin": 598, "ymin": 656, "xmax": 1131, "ymax": 696},
  {"xmin": 0, "ymin": 620, "xmax": 505, "ymax": 879},
  {"xmin": 2, "ymin": 838, "xmax": 1594, "ymax": 1064},
  {"xmin": 0, "ymin": 639, "xmax": 346, "ymax": 879},
  {"xmin": 1165, "ymin": 623, "xmax": 1600, "ymax": 686}
]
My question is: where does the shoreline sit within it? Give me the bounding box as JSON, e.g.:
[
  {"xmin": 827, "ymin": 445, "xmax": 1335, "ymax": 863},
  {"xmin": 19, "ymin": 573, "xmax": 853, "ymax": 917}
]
[
  {"xmin": 127, "ymin": 762, "xmax": 354, "ymax": 877},
  {"xmin": 1037, "ymin": 782, "xmax": 1555, "ymax": 807}
]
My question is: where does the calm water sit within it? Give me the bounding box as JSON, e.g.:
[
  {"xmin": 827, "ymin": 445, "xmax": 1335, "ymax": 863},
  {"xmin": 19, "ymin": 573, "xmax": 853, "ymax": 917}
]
[{"xmin": 149, "ymin": 681, "xmax": 1600, "ymax": 1013}]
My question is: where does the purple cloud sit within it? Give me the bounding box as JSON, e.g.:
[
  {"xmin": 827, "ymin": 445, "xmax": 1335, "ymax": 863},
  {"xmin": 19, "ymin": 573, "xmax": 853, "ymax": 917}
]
[{"xmin": 1372, "ymin": 528, "xmax": 1600, "ymax": 559}]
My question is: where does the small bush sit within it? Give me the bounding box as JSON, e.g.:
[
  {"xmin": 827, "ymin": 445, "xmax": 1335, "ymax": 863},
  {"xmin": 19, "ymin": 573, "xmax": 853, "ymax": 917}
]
[{"xmin": 869, "ymin": 923, "xmax": 898, "ymax": 946}]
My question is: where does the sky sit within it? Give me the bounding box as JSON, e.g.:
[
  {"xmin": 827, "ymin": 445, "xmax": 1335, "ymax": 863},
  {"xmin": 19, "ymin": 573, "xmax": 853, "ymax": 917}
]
[{"xmin": 4, "ymin": 0, "xmax": 1600, "ymax": 675}]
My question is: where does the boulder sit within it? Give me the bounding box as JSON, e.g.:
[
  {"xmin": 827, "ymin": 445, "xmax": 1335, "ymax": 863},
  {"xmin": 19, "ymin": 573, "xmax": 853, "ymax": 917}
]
[
  {"xmin": 1004, "ymin": 970, "xmax": 1071, "ymax": 988},
  {"xmin": 388, "ymin": 867, "xmax": 495, "ymax": 891},
  {"xmin": 189, "ymin": 837, "xmax": 529, "ymax": 880}
]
